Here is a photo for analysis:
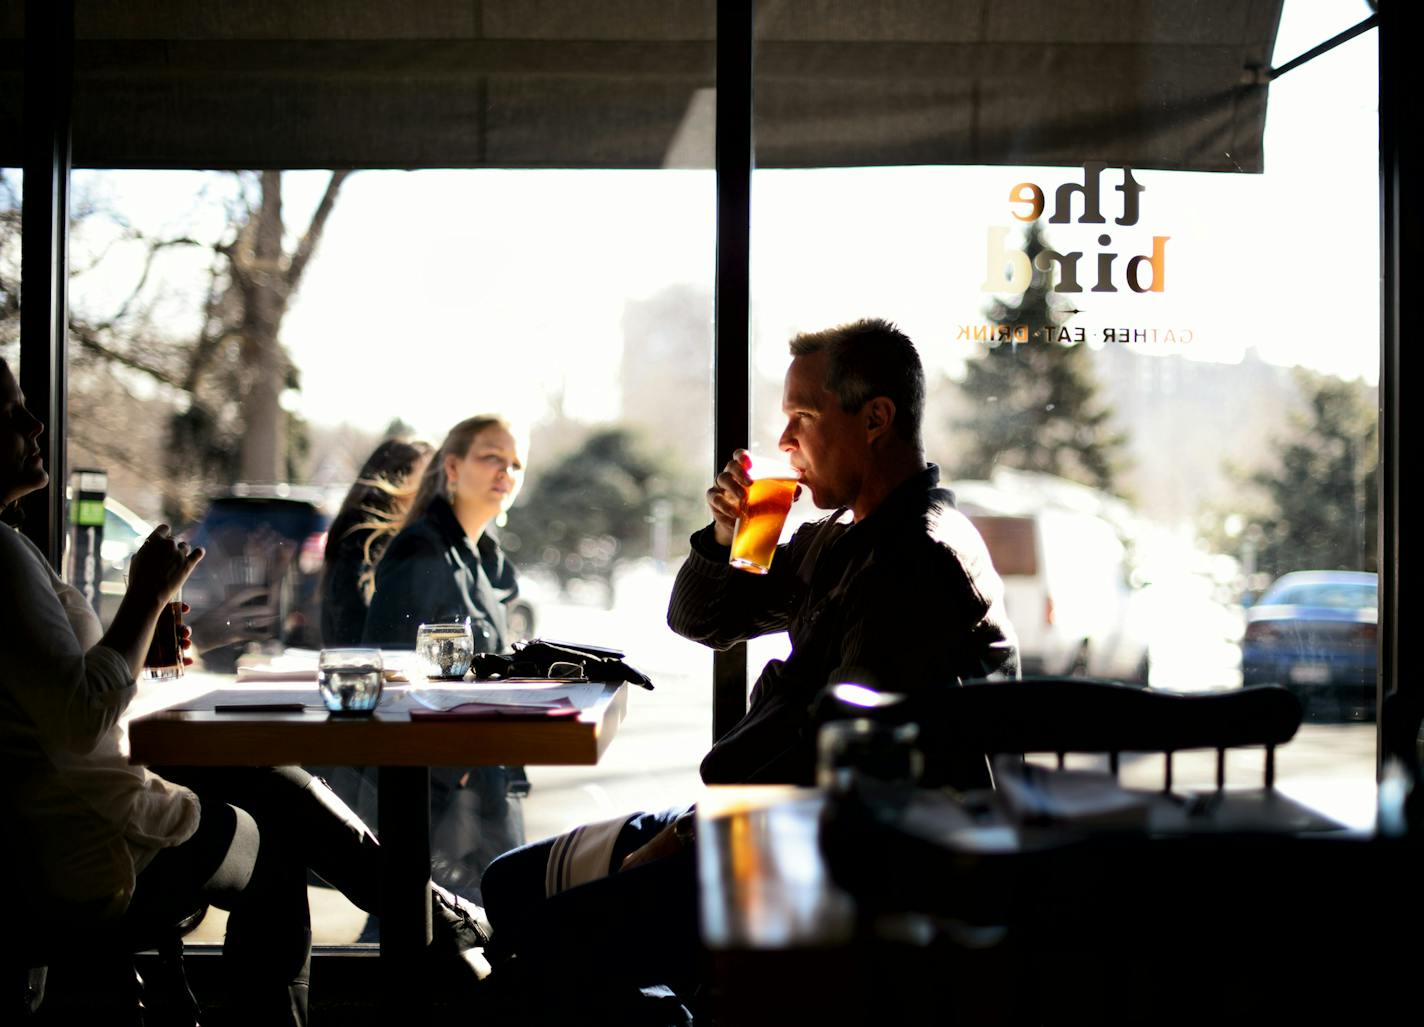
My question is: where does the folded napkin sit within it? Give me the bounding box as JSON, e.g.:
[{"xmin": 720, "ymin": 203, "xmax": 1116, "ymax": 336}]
[
  {"xmin": 234, "ymin": 667, "xmax": 317, "ymax": 683},
  {"xmin": 235, "ymin": 667, "xmax": 410, "ymax": 683},
  {"xmin": 409, "ymin": 701, "xmax": 581, "ymax": 720}
]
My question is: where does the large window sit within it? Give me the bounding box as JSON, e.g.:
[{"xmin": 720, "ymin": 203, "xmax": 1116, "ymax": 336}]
[
  {"xmin": 749, "ymin": 0, "xmax": 1380, "ymax": 825},
  {"xmin": 59, "ymin": 166, "xmax": 717, "ymax": 941},
  {"xmin": 3, "ymin": 0, "xmax": 1392, "ymax": 957},
  {"xmin": 14, "ymin": 0, "xmax": 726, "ymax": 948}
]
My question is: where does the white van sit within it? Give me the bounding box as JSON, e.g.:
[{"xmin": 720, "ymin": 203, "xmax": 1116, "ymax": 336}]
[{"xmin": 958, "ymin": 500, "xmax": 1150, "ymax": 684}]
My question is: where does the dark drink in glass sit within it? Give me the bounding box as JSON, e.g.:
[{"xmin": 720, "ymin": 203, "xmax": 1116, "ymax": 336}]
[{"xmin": 145, "ymin": 596, "xmax": 184, "ymax": 680}]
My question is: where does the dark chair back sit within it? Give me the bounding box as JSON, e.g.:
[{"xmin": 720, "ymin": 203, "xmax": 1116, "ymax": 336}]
[
  {"xmin": 926, "ymin": 678, "xmax": 1302, "ymax": 791},
  {"xmin": 816, "ymin": 679, "xmax": 1303, "ymax": 792}
]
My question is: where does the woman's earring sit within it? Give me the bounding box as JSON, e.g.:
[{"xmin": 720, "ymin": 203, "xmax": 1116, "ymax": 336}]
[{"xmin": 446, "ymin": 477, "xmax": 456, "ymax": 503}]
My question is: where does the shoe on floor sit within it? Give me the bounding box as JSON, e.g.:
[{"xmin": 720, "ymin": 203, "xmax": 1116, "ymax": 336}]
[{"xmin": 431, "ymin": 884, "xmax": 493, "ymax": 955}]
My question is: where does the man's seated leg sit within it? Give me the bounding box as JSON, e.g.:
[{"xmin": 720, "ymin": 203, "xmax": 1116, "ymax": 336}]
[{"xmin": 482, "ymin": 808, "xmax": 699, "ymax": 1003}]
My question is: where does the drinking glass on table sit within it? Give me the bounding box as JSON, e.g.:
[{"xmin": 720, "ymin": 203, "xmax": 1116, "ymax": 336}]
[
  {"xmin": 318, "ymin": 648, "xmax": 384, "ymax": 713},
  {"xmin": 730, "ymin": 455, "xmax": 800, "ymax": 575},
  {"xmin": 415, "ymin": 622, "xmax": 475, "ymax": 680}
]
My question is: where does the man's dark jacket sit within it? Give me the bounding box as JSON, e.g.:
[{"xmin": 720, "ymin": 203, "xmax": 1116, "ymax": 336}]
[{"xmin": 668, "ymin": 465, "xmax": 1018, "ymax": 789}]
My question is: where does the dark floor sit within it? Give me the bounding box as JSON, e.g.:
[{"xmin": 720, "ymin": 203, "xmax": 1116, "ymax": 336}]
[{"xmin": 29, "ymin": 947, "xmax": 500, "ymax": 1026}]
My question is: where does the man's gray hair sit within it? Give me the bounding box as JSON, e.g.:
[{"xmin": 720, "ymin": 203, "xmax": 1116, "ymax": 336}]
[{"xmin": 789, "ymin": 318, "xmax": 925, "ymax": 448}]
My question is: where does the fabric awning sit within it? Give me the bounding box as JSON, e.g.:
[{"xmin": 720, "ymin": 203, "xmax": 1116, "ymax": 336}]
[{"xmin": 0, "ymin": 0, "xmax": 1284, "ymax": 173}]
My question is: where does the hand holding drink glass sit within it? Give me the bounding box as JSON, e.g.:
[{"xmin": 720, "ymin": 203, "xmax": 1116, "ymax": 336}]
[
  {"xmin": 127, "ymin": 525, "xmax": 204, "ymax": 679},
  {"xmin": 710, "ymin": 450, "xmax": 801, "ymax": 575},
  {"xmin": 144, "ymin": 585, "xmax": 186, "ymax": 680}
]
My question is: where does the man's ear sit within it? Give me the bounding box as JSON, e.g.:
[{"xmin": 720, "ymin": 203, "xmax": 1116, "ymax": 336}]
[{"xmin": 864, "ymin": 397, "xmax": 896, "ymax": 442}]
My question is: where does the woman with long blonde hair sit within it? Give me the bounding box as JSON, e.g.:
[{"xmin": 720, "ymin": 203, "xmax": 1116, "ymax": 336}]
[
  {"xmin": 364, "ymin": 414, "xmax": 524, "ymax": 647},
  {"xmin": 362, "ymin": 413, "xmax": 530, "ymax": 901}
]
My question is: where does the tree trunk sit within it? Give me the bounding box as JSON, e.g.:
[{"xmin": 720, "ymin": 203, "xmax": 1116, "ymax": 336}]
[{"xmin": 240, "ymin": 171, "xmax": 287, "ymax": 482}]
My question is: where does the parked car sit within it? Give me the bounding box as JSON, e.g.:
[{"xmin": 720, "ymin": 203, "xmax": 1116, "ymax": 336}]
[
  {"xmin": 1241, "ymin": 570, "xmax": 1377, "ymax": 717},
  {"xmin": 960, "ymin": 505, "xmax": 1151, "ymax": 684},
  {"xmin": 182, "ymin": 486, "xmax": 330, "ymax": 671}
]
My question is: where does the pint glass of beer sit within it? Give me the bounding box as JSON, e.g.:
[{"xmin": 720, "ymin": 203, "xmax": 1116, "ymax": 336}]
[{"xmin": 729, "ymin": 456, "xmax": 799, "ymax": 575}]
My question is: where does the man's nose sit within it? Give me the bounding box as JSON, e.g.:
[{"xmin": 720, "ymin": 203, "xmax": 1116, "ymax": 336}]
[{"xmin": 778, "ymin": 423, "xmax": 795, "ymax": 452}]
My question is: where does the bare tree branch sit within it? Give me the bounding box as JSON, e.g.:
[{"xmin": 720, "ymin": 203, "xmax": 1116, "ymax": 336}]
[
  {"xmin": 286, "ymin": 170, "xmax": 351, "ymax": 291},
  {"xmin": 92, "ymin": 235, "xmax": 212, "ymax": 331},
  {"xmin": 184, "ymin": 260, "xmax": 241, "ymax": 393},
  {"xmin": 69, "ymin": 429, "xmax": 151, "ymax": 477},
  {"xmin": 3, "ymin": 169, "xmax": 349, "ymax": 491},
  {"xmin": 185, "ymin": 322, "xmax": 243, "ymax": 394},
  {"xmin": 70, "ymin": 323, "xmax": 182, "ymax": 388}
]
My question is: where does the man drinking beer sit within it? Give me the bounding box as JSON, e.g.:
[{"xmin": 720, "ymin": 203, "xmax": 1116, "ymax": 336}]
[
  {"xmin": 675, "ymin": 316, "xmax": 1019, "ymax": 786},
  {"xmin": 480, "ymin": 318, "xmax": 1018, "ymax": 1020}
]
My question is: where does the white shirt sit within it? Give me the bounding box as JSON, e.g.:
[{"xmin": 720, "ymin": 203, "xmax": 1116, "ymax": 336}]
[{"xmin": 1, "ymin": 524, "xmax": 198, "ymax": 915}]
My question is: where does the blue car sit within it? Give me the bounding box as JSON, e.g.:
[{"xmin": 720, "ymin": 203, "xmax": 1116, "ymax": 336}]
[{"xmin": 1241, "ymin": 571, "xmax": 1377, "ymax": 716}]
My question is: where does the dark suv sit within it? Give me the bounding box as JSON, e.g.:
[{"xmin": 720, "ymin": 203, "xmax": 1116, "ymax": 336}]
[{"xmin": 182, "ymin": 486, "xmax": 330, "ymax": 671}]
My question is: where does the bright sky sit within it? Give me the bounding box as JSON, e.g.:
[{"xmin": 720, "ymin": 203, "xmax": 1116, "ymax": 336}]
[{"xmin": 63, "ymin": 0, "xmax": 1380, "ymax": 443}]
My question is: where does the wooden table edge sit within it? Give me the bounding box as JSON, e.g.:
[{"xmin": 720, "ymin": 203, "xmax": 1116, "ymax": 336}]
[{"xmin": 128, "ymin": 682, "xmax": 629, "ymax": 767}]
